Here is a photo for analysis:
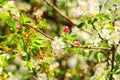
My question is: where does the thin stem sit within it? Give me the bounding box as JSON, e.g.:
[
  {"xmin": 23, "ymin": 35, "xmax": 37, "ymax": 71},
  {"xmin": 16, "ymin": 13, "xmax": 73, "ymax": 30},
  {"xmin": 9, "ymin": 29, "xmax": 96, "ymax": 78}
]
[
  {"xmin": 91, "ymin": 19, "xmax": 103, "ymax": 40},
  {"xmin": 24, "ymin": 23, "xmax": 54, "ymax": 40},
  {"xmin": 77, "ymin": 46, "xmax": 111, "ymax": 50}
]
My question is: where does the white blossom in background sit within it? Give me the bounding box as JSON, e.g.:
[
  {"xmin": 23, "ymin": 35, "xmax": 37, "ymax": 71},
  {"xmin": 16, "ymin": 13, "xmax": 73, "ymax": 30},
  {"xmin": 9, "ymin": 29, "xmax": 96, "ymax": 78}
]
[
  {"xmin": 0, "ymin": 1, "xmax": 15, "ymax": 13},
  {"xmin": 108, "ymin": 31, "xmax": 120, "ymax": 44},
  {"xmin": 89, "ymin": 34, "xmax": 101, "ymax": 47},
  {"xmin": 0, "ymin": 1, "xmax": 20, "ymax": 18},
  {"xmin": 90, "ymin": 68, "xmax": 106, "ymax": 80},
  {"xmin": 67, "ymin": 55, "xmax": 78, "ymax": 68},
  {"xmin": 101, "ymin": 24, "xmax": 112, "ymax": 39},
  {"xmin": 51, "ymin": 37, "xmax": 66, "ymax": 54},
  {"xmin": 71, "ymin": 27, "xmax": 81, "ymax": 35},
  {"xmin": 113, "ymin": 74, "xmax": 120, "ymax": 80},
  {"xmin": 73, "ymin": 1, "xmax": 87, "ymax": 16},
  {"xmin": 101, "ymin": 24, "xmax": 120, "ymax": 44},
  {"xmin": 87, "ymin": 0, "xmax": 99, "ymax": 15},
  {"xmin": 37, "ymin": 73, "xmax": 47, "ymax": 80},
  {"xmin": 73, "ymin": 0, "xmax": 99, "ymax": 17}
]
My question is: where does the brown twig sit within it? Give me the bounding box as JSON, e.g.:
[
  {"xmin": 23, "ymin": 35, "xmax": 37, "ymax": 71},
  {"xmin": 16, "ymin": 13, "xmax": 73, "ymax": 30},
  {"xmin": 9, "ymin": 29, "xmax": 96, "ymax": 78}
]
[
  {"xmin": 109, "ymin": 45, "xmax": 116, "ymax": 80},
  {"xmin": 24, "ymin": 23, "xmax": 54, "ymax": 40},
  {"xmin": 44, "ymin": 0, "xmax": 92, "ymax": 35},
  {"xmin": 77, "ymin": 46, "xmax": 111, "ymax": 50}
]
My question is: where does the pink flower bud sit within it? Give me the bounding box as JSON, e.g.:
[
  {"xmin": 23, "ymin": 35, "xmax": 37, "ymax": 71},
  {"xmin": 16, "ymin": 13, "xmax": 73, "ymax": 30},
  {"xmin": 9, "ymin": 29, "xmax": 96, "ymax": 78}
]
[
  {"xmin": 16, "ymin": 25, "xmax": 21, "ymax": 30},
  {"xmin": 63, "ymin": 26, "xmax": 70, "ymax": 32},
  {"xmin": 114, "ymin": 21, "xmax": 120, "ymax": 27},
  {"xmin": 74, "ymin": 40, "xmax": 81, "ymax": 47}
]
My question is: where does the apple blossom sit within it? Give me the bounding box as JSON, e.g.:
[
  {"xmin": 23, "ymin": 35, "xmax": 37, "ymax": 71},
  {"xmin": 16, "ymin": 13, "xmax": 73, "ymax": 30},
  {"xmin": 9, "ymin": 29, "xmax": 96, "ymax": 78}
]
[
  {"xmin": 73, "ymin": 1, "xmax": 87, "ymax": 16},
  {"xmin": 51, "ymin": 37, "xmax": 66, "ymax": 54},
  {"xmin": 73, "ymin": 0, "xmax": 99, "ymax": 16},
  {"xmin": 89, "ymin": 34, "xmax": 101, "ymax": 47},
  {"xmin": 100, "ymin": 24, "xmax": 120, "ymax": 44},
  {"xmin": 87, "ymin": 0, "xmax": 99, "ymax": 15}
]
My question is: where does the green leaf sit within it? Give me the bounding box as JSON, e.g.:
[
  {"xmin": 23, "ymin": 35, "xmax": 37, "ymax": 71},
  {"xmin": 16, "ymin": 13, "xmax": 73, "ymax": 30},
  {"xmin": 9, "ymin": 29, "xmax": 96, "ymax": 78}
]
[
  {"xmin": 26, "ymin": 61, "xmax": 33, "ymax": 70},
  {"xmin": 77, "ymin": 22, "xmax": 84, "ymax": 28},
  {"xmin": 96, "ymin": 13, "xmax": 110, "ymax": 19},
  {"xmin": 81, "ymin": 50, "xmax": 86, "ymax": 56},
  {"xmin": 0, "ymin": 55, "xmax": 8, "ymax": 67},
  {"xmin": 37, "ymin": 19, "xmax": 48, "ymax": 28},
  {"xmin": 0, "ymin": 0, "xmax": 8, "ymax": 6},
  {"xmin": 20, "ymin": 13, "xmax": 34, "ymax": 24},
  {"xmin": 21, "ymin": 55, "xmax": 28, "ymax": 61},
  {"xmin": 6, "ymin": 16, "xmax": 16, "ymax": 32},
  {"xmin": 43, "ymin": 62, "xmax": 50, "ymax": 69},
  {"xmin": 72, "ymin": 47, "xmax": 80, "ymax": 54},
  {"xmin": 31, "ymin": 44, "xmax": 40, "ymax": 51},
  {"xmin": 94, "ymin": 52, "xmax": 100, "ymax": 62},
  {"xmin": 116, "ymin": 54, "xmax": 120, "ymax": 63},
  {"xmin": 106, "ymin": 25, "xmax": 115, "ymax": 31}
]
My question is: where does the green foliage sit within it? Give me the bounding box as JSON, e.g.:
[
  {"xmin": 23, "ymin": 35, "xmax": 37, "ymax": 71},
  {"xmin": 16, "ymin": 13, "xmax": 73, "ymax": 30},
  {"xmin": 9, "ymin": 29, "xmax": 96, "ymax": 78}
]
[
  {"xmin": 0, "ymin": 0, "xmax": 120, "ymax": 80},
  {"xmin": 0, "ymin": 55, "xmax": 8, "ymax": 67}
]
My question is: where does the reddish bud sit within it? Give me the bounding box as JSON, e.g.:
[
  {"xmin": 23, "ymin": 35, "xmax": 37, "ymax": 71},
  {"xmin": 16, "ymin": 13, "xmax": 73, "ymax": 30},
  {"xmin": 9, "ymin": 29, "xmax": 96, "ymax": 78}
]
[
  {"xmin": 74, "ymin": 40, "xmax": 81, "ymax": 47},
  {"xmin": 16, "ymin": 25, "xmax": 21, "ymax": 30},
  {"xmin": 114, "ymin": 21, "xmax": 120, "ymax": 27},
  {"xmin": 21, "ymin": 8, "xmax": 27, "ymax": 13},
  {"xmin": 63, "ymin": 26, "xmax": 70, "ymax": 32}
]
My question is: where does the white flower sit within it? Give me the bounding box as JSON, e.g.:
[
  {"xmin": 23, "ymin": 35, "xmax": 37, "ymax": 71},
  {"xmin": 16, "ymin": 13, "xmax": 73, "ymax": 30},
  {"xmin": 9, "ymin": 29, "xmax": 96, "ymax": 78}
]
[
  {"xmin": 108, "ymin": 32, "xmax": 120, "ymax": 44},
  {"xmin": 113, "ymin": 74, "xmax": 120, "ymax": 80},
  {"xmin": 73, "ymin": 1, "xmax": 87, "ymax": 16},
  {"xmin": 51, "ymin": 37, "xmax": 66, "ymax": 54},
  {"xmin": 90, "ymin": 68, "xmax": 106, "ymax": 80},
  {"xmin": 67, "ymin": 57, "xmax": 77, "ymax": 68},
  {"xmin": 101, "ymin": 24, "xmax": 112, "ymax": 39},
  {"xmin": 71, "ymin": 27, "xmax": 81, "ymax": 35},
  {"xmin": 73, "ymin": 0, "xmax": 99, "ymax": 16},
  {"xmin": 87, "ymin": 0, "xmax": 99, "ymax": 15},
  {"xmin": 0, "ymin": 1, "xmax": 15, "ymax": 13},
  {"xmin": 101, "ymin": 24, "xmax": 120, "ymax": 44},
  {"xmin": 89, "ymin": 34, "xmax": 101, "ymax": 47}
]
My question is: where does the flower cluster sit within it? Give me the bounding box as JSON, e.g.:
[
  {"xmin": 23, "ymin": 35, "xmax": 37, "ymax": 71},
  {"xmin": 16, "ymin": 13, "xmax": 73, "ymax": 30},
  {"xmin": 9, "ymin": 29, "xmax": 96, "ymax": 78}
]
[{"xmin": 73, "ymin": 0, "xmax": 99, "ymax": 16}]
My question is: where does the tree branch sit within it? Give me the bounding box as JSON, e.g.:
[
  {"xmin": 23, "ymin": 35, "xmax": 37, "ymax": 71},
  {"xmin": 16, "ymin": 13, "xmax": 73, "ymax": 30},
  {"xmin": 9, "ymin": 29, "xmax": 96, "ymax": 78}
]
[
  {"xmin": 24, "ymin": 23, "xmax": 54, "ymax": 40},
  {"xmin": 77, "ymin": 46, "xmax": 111, "ymax": 50},
  {"xmin": 44, "ymin": 0, "xmax": 92, "ymax": 35},
  {"xmin": 109, "ymin": 45, "xmax": 116, "ymax": 80},
  {"xmin": 23, "ymin": 23, "xmax": 111, "ymax": 51}
]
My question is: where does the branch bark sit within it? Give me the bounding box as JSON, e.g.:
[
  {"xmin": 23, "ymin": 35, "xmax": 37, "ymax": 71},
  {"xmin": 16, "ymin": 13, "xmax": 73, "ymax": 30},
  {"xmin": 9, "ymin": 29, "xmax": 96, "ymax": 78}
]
[
  {"xmin": 109, "ymin": 45, "xmax": 116, "ymax": 80},
  {"xmin": 24, "ymin": 23, "xmax": 54, "ymax": 40}
]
